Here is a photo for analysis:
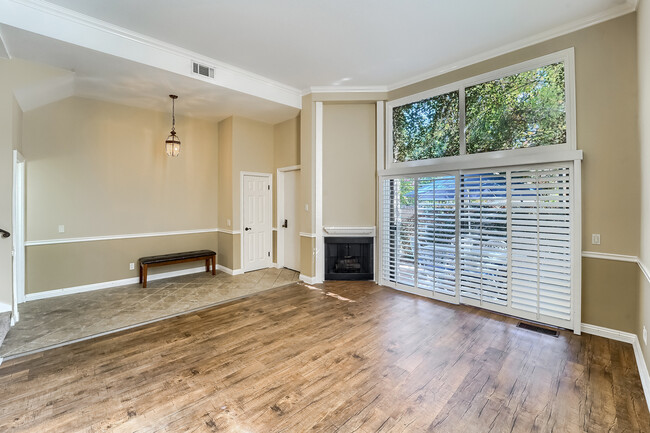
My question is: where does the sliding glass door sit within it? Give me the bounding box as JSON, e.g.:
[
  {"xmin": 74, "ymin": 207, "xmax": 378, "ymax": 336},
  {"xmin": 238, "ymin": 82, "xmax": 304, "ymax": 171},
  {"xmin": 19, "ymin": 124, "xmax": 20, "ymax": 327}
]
[{"xmin": 380, "ymin": 162, "xmax": 576, "ymax": 329}]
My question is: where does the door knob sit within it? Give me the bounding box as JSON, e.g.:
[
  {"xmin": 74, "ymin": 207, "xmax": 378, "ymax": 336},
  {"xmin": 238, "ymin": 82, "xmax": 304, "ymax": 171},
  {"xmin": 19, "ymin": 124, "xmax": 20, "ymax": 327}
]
[
  {"xmin": 282, "ymin": 219, "xmax": 288, "ymax": 228},
  {"xmin": 244, "ymin": 227, "xmax": 251, "ymax": 231}
]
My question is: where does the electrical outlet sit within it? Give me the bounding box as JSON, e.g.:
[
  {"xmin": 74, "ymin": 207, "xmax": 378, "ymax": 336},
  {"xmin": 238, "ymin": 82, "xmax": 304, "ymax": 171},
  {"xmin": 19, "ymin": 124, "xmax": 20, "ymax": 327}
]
[
  {"xmin": 58, "ymin": 225, "xmax": 65, "ymax": 233},
  {"xmin": 591, "ymin": 234, "xmax": 600, "ymax": 245},
  {"xmin": 129, "ymin": 263, "xmax": 135, "ymax": 271},
  {"xmin": 644, "ymin": 325, "xmax": 648, "ymax": 346},
  {"xmin": 305, "ymin": 204, "xmax": 309, "ymax": 211},
  {"xmin": 227, "ymin": 219, "xmax": 231, "ymax": 227}
]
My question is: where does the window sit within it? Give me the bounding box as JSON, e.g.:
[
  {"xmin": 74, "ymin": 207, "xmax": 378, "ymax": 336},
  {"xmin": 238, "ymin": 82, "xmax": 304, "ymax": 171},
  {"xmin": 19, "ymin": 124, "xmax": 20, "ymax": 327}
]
[
  {"xmin": 387, "ymin": 50, "xmax": 574, "ymax": 167},
  {"xmin": 392, "ymin": 91, "xmax": 459, "ymax": 162},
  {"xmin": 465, "ymin": 63, "xmax": 566, "ymax": 154},
  {"xmin": 381, "ymin": 163, "xmax": 575, "ymax": 329}
]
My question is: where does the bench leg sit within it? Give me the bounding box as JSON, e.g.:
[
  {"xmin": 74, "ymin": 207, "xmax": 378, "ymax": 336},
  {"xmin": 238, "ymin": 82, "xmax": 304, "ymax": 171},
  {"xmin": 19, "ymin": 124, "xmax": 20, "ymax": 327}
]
[
  {"xmin": 211, "ymin": 254, "xmax": 216, "ymax": 275},
  {"xmin": 205, "ymin": 258, "xmax": 209, "ymax": 273},
  {"xmin": 142, "ymin": 264, "xmax": 148, "ymax": 288}
]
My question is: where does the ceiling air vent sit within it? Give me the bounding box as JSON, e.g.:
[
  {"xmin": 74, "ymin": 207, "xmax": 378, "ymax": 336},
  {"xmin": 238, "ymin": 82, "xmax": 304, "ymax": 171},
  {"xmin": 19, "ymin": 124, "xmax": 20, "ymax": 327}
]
[{"xmin": 192, "ymin": 61, "xmax": 214, "ymax": 78}]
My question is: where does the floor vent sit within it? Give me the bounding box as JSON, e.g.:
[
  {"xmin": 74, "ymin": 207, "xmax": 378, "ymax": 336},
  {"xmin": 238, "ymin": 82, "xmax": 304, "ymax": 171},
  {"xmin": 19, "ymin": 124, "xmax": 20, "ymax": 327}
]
[{"xmin": 517, "ymin": 321, "xmax": 559, "ymax": 337}]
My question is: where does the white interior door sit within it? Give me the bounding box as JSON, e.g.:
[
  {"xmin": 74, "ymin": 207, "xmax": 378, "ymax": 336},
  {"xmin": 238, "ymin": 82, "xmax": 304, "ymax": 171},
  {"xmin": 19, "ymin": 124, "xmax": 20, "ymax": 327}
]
[
  {"xmin": 282, "ymin": 170, "xmax": 300, "ymax": 271},
  {"xmin": 243, "ymin": 174, "xmax": 272, "ymax": 272},
  {"xmin": 12, "ymin": 150, "xmax": 25, "ymax": 323}
]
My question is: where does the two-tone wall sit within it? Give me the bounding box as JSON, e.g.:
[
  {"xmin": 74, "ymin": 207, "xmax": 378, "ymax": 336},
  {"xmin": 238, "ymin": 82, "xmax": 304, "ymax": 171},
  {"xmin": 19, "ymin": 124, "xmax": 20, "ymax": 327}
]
[{"xmin": 22, "ymin": 97, "xmax": 220, "ymax": 294}]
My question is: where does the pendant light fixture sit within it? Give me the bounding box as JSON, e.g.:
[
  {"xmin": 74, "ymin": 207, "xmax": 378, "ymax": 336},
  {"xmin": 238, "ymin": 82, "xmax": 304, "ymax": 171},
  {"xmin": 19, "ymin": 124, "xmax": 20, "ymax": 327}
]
[{"xmin": 165, "ymin": 94, "xmax": 181, "ymax": 157}]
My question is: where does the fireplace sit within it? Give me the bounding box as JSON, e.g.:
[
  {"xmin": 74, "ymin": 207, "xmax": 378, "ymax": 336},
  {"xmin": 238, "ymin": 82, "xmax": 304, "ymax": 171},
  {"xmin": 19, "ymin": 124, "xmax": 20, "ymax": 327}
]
[{"xmin": 324, "ymin": 237, "xmax": 374, "ymax": 281}]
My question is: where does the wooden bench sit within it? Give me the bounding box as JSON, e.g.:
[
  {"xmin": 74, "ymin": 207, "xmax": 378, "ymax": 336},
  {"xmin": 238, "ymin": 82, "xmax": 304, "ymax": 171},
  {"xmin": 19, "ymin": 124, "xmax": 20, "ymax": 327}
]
[{"xmin": 139, "ymin": 250, "xmax": 216, "ymax": 288}]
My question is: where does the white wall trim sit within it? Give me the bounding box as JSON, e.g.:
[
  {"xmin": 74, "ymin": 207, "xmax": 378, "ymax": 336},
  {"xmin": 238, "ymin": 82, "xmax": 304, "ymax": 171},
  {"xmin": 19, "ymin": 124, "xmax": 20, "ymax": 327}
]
[
  {"xmin": 216, "ymin": 228, "xmax": 242, "ymax": 236},
  {"xmin": 639, "ymin": 259, "xmax": 650, "ymax": 286},
  {"xmin": 216, "ymin": 264, "xmax": 244, "ymax": 276},
  {"xmin": 580, "ymin": 323, "xmax": 636, "ymax": 344},
  {"xmin": 25, "ymin": 228, "xmax": 220, "ymax": 246},
  {"xmin": 299, "ymin": 232, "xmax": 317, "ymax": 238},
  {"xmin": 0, "ymin": 302, "xmax": 12, "ymax": 313},
  {"xmin": 314, "ymin": 102, "xmax": 324, "ymax": 284},
  {"xmin": 581, "ymin": 251, "xmax": 639, "ymax": 262},
  {"xmin": 386, "ymin": 0, "xmax": 638, "ymax": 92},
  {"xmin": 633, "ymin": 335, "xmax": 650, "ymax": 412},
  {"xmin": 0, "ymin": 25, "xmax": 12, "ymax": 59},
  {"xmin": 0, "ymin": 0, "xmax": 302, "ymax": 108},
  {"xmin": 323, "ymin": 226, "xmax": 376, "ymax": 237},
  {"xmin": 299, "ymin": 274, "xmax": 317, "ymax": 284},
  {"xmin": 24, "ymin": 265, "xmax": 210, "ymax": 302}
]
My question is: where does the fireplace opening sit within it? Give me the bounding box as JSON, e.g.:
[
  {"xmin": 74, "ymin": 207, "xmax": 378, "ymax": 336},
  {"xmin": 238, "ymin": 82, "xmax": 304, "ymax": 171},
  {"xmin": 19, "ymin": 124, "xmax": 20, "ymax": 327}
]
[{"xmin": 325, "ymin": 237, "xmax": 373, "ymax": 281}]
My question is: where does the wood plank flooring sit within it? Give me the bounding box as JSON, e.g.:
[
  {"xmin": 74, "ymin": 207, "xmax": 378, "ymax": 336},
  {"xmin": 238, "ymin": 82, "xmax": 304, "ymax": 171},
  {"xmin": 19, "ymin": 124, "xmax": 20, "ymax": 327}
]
[{"xmin": 0, "ymin": 281, "xmax": 648, "ymax": 432}]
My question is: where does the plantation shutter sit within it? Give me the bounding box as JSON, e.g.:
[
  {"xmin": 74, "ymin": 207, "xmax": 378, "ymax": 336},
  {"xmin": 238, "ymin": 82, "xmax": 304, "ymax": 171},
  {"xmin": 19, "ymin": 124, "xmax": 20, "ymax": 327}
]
[
  {"xmin": 381, "ymin": 163, "xmax": 575, "ymax": 329},
  {"xmin": 382, "ymin": 178, "xmax": 416, "ymax": 287},
  {"xmin": 511, "ymin": 166, "xmax": 572, "ymax": 323},
  {"xmin": 459, "ymin": 172, "xmax": 508, "ymax": 306},
  {"xmin": 416, "ymin": 176, "xmax": 457, "ymax": 298}
]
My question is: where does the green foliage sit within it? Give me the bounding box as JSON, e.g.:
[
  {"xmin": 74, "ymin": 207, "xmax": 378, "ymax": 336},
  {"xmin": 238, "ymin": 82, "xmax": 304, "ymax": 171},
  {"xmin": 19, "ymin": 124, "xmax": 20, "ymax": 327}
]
[
  {"xmin": 465, "ymin": 63, "xmax": 566, "ymax": 153},
  {"xmin": 393, "ymin": 91, "xmax": 459, "ymax": 162}
]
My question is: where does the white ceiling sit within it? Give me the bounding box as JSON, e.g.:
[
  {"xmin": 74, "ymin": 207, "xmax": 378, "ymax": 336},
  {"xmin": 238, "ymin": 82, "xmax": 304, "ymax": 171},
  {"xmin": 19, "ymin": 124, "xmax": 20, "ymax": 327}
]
[{"xmin": 0, "ymin": 0, "xmax": 637, "ymax": 123}]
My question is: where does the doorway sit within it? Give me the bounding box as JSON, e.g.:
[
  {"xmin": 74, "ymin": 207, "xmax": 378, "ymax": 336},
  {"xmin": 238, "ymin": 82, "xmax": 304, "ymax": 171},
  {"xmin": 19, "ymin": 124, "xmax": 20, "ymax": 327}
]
[
  {"xmin": 277, "ymin": 166, "xmax": 300, "ymax": 271},
  {"xmin": 241, "ymin": 172, "xmax": 272, "ymax": 272}
]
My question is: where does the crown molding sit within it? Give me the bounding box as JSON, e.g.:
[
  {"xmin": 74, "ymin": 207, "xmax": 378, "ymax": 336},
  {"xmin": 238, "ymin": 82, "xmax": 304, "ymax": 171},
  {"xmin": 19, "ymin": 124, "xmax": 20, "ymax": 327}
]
[
  {"xmin": 1, "ymin": 0, "xmax": 302, "ymax": 108},
  {"xmin": 387, "ymin": 0, "xmax": 638, "ymax": 92},
  {"xmin": 307, "ymin": 85, "xmax": 389, "ymax": 95}
]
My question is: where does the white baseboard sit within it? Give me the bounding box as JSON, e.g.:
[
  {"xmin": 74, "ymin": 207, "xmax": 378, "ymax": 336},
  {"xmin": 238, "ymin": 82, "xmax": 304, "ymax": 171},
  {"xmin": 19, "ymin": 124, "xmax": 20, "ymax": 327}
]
[
  {"xmin": 216, "ymin": 264, "xmax": 244, "ymax": 276},
  {"xmin": 24, "ymin": 265, "xmax": 210, "ymax": 302},
  {"xmin": 632, "ymin": 335, "xmax": 650, "ymax": 413},
  {"xmin": 0, "ymin": 302, "xmax": 11, "ymax": 314},
  {"xmin": 580, "ymin": 323, "xmax": 637, "ymax": 344},
  {"xmin": 581, "ymin": 323, "xmax": 650, "ymax": 412},
  {"xmin": 299, "ymin": 274, "xmax": 317, "ymax": 284}
]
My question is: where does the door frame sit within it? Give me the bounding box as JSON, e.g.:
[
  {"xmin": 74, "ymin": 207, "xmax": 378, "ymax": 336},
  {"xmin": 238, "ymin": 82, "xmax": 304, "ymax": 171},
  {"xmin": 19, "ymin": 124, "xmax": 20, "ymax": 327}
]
[
  {"xmin": 12, "ymin": 150, "xmax": 25, "ymax": 323},
  {"xmin": 277, "ymin": 165, "xmax": 300, "ymax": 269},
  {"xmin": 240, "ymin": 171, "xmax": 273, "ymax": 272}
]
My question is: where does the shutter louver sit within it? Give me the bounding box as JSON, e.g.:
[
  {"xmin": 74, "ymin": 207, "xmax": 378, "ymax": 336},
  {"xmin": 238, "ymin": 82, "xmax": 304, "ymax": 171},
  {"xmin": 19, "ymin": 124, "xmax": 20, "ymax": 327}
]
[
  {"xmin": 459, "ymin": 172, "xmax": 508, "ymax": 306},
  {"xmin": 416, "ymin": 176, "xmax": 457, "ymax": 296}
]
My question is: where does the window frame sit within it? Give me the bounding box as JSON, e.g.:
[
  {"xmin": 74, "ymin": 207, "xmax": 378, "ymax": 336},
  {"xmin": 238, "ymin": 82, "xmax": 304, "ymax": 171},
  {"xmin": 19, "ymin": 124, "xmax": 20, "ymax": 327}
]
[{"xmin": 385, "ymin": 48, "xmax": 577, "ymax": 175}]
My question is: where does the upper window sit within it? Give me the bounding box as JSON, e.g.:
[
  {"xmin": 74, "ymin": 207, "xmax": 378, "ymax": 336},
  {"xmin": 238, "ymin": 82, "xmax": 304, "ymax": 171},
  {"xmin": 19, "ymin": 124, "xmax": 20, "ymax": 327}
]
[
  {"xmin": 387, "ymin": 50, "xmax": 574, "ymax": 167},
  {"xmin": 465, "ymin": 62, "xmax": 565, "ymax": 154},
  {"xmin": 393, "ymin": 91, "xmax": 459, "ymax": 162}
]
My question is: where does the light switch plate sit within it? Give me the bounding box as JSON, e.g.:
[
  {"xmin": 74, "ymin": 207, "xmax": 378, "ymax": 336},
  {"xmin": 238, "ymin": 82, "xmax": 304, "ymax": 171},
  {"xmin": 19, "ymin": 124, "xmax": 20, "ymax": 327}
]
[
  {"xmin": 591, "ymin": 234, "xmax": 600, "ymax": 245},
  {"xmin": 58, "ymin": 225, "xmax": 65, "ymax": 233}
]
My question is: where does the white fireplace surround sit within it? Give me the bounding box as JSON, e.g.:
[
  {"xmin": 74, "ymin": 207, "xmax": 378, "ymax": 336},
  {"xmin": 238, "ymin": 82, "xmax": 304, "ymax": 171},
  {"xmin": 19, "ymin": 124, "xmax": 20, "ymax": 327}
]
[{"xmin": 323, "ymin": 226, "xmax": 376, "ymax": 237}]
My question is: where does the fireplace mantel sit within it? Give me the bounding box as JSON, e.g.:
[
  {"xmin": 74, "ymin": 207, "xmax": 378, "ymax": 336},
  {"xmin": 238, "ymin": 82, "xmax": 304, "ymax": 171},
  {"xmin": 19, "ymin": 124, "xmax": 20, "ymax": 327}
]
[{"xmin": 323, "ymin": 226, "xmax": 376, "ymax": 237}]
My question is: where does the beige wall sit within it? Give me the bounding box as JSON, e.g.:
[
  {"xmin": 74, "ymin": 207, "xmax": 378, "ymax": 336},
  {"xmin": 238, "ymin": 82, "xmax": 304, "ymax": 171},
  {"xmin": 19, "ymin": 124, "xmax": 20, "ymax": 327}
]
[
  {"xmin": 217, "ymin": 117, "xmax": 233, "ymax": 231},
  {"xmin": 21, "ymin": 96, "xmax": 220, "ymax": 292},
  {"xmin": 322, "ymin": 103, "xmax": 376, "ymax": 227},
  {"xmin": 638, "ymin": 0, "xmax": 650, "ymax": 373},
  {"xmin": 299, "ymin": 95, "xmax": 314, "ymax": 275},
  {"xmin": 231, "ymin": 116, "xmax": 274, "ymax": 231},
  {"xmin": 0, "ymin": 58, "xmax": 71, "ymax": 307},
  {"xmin": 582, "ymin": 258, "xmax": 639, "ymax": 333},
  {"xmin": 26, "ymin": 232, "xmax": 217, "ymax": 294},
  {"xmin": 23, "ymin": 97, "xmax": 219, "ymax": 240}
]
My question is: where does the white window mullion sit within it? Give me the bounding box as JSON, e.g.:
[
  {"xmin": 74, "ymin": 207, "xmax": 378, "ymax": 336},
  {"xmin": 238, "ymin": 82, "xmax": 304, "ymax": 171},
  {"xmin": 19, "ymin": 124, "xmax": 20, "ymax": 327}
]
[
  {"xmin": 459, "ymin": 88, "xmax": 466, "ymax": 156},
  {"xmin": 506, "ymin": 170, "xmax": 513, "ymax": 310}
]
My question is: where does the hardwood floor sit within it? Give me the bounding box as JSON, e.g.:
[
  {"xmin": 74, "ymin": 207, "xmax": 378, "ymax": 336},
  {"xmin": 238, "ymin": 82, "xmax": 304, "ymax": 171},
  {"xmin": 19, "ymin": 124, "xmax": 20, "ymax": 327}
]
[{"xmin": 0, "ymin": 281, "xmax": 648, "ymax": 432}]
